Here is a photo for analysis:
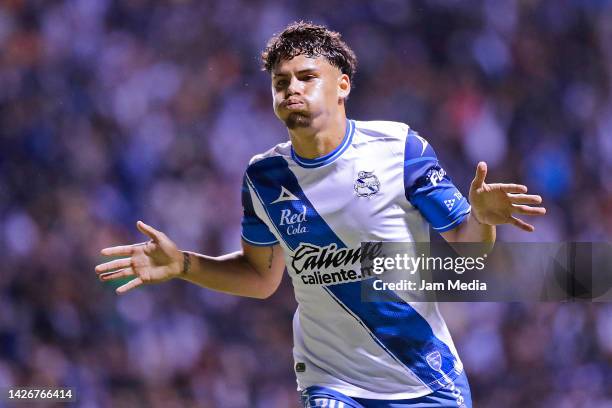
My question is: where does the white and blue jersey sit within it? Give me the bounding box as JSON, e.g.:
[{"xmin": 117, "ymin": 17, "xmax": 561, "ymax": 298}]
[{"xmin": 241, "ymin": 119, "xmax": 471, "ymax": 400}]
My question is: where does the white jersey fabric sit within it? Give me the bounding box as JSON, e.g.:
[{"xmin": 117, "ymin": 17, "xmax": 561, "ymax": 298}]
[{"xmin": 240, "ymin": 119, "xmax": 471, "ymax": 400}]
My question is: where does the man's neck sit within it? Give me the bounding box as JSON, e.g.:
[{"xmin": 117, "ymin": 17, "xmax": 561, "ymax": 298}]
[{"xmin": 289, "ymin": 115, "xmax": 347, "ymax": 160}]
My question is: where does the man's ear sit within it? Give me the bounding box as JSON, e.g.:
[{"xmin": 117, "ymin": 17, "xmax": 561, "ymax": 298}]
[{"xmin": 338, "ymin": 74, "xmax": 351, "ymax": 100}]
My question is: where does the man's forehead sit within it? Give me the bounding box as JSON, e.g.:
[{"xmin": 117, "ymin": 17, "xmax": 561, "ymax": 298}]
[{"xmin": 272, "ymin": 55, "xmax": 337, "ymax": 75}]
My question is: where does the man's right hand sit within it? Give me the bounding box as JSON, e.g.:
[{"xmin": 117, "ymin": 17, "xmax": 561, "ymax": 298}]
[{"xmin": 95, "ymin": 221, "xmax": 185, "ymax": 294}]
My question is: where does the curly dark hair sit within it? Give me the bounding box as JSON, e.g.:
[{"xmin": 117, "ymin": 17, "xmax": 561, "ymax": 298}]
[{"xmin": 261, "ymin": 21, "xmax": 357, "ymax": 81}]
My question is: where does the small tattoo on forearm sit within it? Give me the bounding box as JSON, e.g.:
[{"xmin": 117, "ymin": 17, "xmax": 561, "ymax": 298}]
[
  {"xmin": 182, "ymin": 252, "xmax": 191, "ymax": 276},
  {"xmin": 268, "ymin": 247, "xmax": 274, "ymax": 269}
]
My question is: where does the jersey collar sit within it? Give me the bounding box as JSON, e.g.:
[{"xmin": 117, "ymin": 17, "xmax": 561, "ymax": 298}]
[{"xmin": 291, "ymin": 119, "xmax": 355, "ymax": 169}]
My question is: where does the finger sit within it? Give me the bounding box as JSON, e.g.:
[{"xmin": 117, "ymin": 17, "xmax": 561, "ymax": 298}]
[
  {"xmin": 512, "ymin": 204, "xmax": 547, "ymax": 216},
  {"xmin": 508, "ymin": 194, "xmax": 542, "ymax": 205},
  {"xmin": 99, "ymin": 267, "xmax": 134, "ymax": 281},
  {"xmin": 137, "ymin": 221, "xmax": 164, "ymax": 243},
  {"xmin": 95, "ymin": 257, "xmax": 132, "ymax": 274},
  {"xmin": 495, "ymin": 184, "xmax": 528, "ymax": 194},
  {"xmin": 100, "ymin": 245, "xmax": 136, "ymax": 257},
  {"xmin": 116, "ymin": 277, "xmax": 143, "ymax": 294},
  {"xmin": 471, "ymin": 162, "xmax": 487, "ymax": 188},
  {"xmin": 510, "ymin": 216, "xmax": 535, "ymax": 232}
]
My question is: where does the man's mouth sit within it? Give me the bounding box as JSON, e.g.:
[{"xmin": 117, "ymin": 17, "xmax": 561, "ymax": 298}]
[{"xmin": 283, "ymin": 99, "xmax": 306, "ymax": 110}]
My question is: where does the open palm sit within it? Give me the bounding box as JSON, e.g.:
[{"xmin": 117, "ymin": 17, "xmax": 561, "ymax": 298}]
[
  {"xmin": 95, "ymin": 221, "xmax": 184, "ymax": 294},
  {"xmin": 469, "ymin": 162, "xmax": 546, "ymax": 232}
]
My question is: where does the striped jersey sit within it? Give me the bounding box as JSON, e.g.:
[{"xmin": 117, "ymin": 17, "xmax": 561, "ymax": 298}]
[{"xmin": 240, "ymin": 119, "xmax": 471, "ymax": 399}]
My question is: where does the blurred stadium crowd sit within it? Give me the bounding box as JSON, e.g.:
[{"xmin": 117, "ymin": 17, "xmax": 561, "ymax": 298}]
[{"xmin": 0, "ymin": 0, "xmax": 611, "ymax": 407}]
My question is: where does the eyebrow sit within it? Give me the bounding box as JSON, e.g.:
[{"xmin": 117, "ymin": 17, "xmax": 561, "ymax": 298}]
[{"xmin": 273, "ymin": 68, "xmax": 319, "ymax": 78}]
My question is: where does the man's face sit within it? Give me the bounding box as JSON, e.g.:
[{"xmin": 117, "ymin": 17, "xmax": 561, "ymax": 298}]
[{"xmin": 271, "ymin": 55, "xmax": 349, "ymax": 129}]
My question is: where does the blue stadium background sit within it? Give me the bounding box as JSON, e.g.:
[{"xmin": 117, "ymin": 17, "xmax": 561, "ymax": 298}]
[{"xmin": 0, "ymin": 0, "xmax": 611, "ymax": 406}]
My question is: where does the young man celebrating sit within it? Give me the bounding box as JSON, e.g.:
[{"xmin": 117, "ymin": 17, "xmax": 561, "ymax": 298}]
[{"xmin": 95, "ymin": 22, "xmax": 545, "ymax": 408}]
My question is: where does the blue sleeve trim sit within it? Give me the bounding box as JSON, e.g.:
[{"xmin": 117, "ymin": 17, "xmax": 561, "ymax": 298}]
[
  {"xmin": 241, "ymin": 234, "xmax": 279, "ymax": 246},
  {"xmin": 433, "ymin": 207, "xmax": 471, "ymax": 232},
  {"xmin": 241, "ymin": 172, "xmax": 279, "ymax": 245},
  {"xmin": 403, "ymin": 129, "xmax": 439, "ymax": 197},
  {"xmin": 404, "ymin": 129, "xmax": 471, "ymax": 231}
]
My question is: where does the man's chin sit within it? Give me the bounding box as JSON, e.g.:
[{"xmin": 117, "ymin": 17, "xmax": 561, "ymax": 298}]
[{"xmin": 285, "ymin": 112, "xmax": 312, "ymax": 129}]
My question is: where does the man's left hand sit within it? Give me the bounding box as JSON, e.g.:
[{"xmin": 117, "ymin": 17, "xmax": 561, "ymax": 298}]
[{"xmin": 469, "ymin": 162, "xmax": 546, "ymax": 232}]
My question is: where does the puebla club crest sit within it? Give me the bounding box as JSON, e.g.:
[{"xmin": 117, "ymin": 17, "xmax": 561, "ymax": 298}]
[
  {"xmin": 426, "ymin": 351, "xmax": 442, "ymax": 372},
  {"xmin": 354, "ymin": 170, "xmax": 380, "ymax": 197}
]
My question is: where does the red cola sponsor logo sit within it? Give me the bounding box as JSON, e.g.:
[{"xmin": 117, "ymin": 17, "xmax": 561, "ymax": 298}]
[{"xmin": 279, "ymin": 205, "xmax": 308, "ymax": 235}]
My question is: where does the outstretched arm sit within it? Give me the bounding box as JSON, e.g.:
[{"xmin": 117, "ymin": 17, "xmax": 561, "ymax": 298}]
[
  {"xmin": 95, "ymin": 221, "xmax": 285, "ymax": 299},
  {"xmin": 181, "ymin": 241, "xmax": 285, "ymax": 299},
  {"xmin": 441, "ymin": 162, "xmax": 546, "ymax": 245}
]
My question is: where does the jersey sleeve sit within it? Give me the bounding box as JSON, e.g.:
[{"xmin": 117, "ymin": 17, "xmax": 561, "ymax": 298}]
[
  {"xmin": 241, "ymin": 173, "xmax": 279, "ymax": 246},
  {"xmin": 403, "ymin": 129, "xmax": 471, "ymax": 232}
]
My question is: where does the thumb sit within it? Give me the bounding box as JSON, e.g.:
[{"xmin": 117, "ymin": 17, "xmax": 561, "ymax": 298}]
[
  {"xmin": 137, "ymin": 220, "xmax": 163, "ymax": 242},
  {"xmin": 472, "ymin": 161, "xmax": 487, "ymax": 189}
]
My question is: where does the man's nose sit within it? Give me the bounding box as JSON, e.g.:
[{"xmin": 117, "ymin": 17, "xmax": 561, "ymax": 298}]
[{"xmin": 286, "ymin": 77, "xmax": 302, "ymax": 95}]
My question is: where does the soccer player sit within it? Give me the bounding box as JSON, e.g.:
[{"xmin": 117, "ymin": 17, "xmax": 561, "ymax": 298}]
[{"xmin": 95, "ymin": 22, "xmax": 546, "ymax": 408}]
